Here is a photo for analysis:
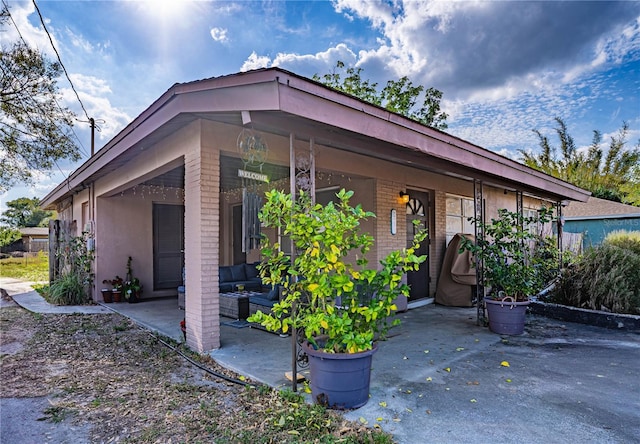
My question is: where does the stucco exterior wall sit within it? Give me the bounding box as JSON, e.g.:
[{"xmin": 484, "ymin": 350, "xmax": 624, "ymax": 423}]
[{"xmin": 95, "ymin": 187, "xmax": 183, "ymax": 299}]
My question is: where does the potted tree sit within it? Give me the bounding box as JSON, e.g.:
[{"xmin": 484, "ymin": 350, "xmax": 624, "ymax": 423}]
[
  {"xmin": 248, "ymin": 189, "xmax": 427, "ymax": 409},
  {"xmin": 459, "ymin": 207, "xmax": 556, "ymax": 335}
]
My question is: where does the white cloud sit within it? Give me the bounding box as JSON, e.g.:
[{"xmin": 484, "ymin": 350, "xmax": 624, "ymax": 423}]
[
  {"xmin": 61, "ymin": 75, "xmax": 131, "ymax": 141},
  {"xmin": 240, "ymin": 51, "xmax": 272, "ymax": 72},
  {"xmin": 239, "ymin": 44, "xmax": 357, "ymax": 78},
  {"xmin": 65, "ymin": 27, "xmax": 94, "ymax": 52},
  {"xmin": 210, "ymin": 27, "xmax": 228, "ymax": 43},
  {"xmin": 0, "ymin": 2, "xmax": 56, "ymax": 56}
]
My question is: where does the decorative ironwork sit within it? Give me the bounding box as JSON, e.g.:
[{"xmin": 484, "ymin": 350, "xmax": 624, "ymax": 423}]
[
  {"xmin": 406, "ymin": 197, "xmax": 425, "ymax": 216},
  {"xmin": 292, "ymin": 138, "xmax": 315, "ymax": 199},
  {"xmin": 516, "ymin": 190, "xmax": 524, "ymax": 234},
  {"xmin": 296, "ymin": 326, "xmax": 309, "ymax": 369},
  {"xmin": 473, "ymin": 179, "xmax": 486, "ymax": 326}
]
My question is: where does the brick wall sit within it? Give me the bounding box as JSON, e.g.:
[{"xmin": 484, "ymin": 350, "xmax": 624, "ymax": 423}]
[
  {"xmin": 374, "ymin": 180, "xmax": 407, "ymax": 263},
  {"xmin": 184, "ymin": 122, "xmax": 221, "ymax": 352},
  {"xmin": 432, "ymin": 190, "xmax": 447, "ymax": 295}
]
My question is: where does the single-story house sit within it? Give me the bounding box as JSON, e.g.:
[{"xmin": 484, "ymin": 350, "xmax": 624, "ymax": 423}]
[
  {"xmin": 40, "ymin": 68, "xmax": 590, "ymax": 352},
  {"xmin": 562, "ymin": 196, "xmax": 640, "ymax": 250},
  {"xmin": 1, "ymin": 227, "xmax": 49, "ymax": 254}
]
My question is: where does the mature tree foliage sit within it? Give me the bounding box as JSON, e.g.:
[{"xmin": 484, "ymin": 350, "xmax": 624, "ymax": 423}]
[
  {"xmin": 521, "ymin": 118, "xmax": 640, "ymax": 205},
  {"xmin": 620, "ymin": 165, "xmax": 640, "ymax": 207},
  {"xmin": 314, "ymin": 61, "xmax": 448, "ymax": 130},
  {"xmin": 0, "ymin": 226, "xmax": 21, "ymax": 247},
  {"xmin": 1, "ymin": 197, "xmax": 53, "ymax": 227},
  {"xmin": 0, "ymin": 5, "xmax": 80, "ymax": 192}
]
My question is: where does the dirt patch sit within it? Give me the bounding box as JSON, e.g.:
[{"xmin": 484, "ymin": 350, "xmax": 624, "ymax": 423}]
[{"xmin": 0, "ymin": 306, "xmax": 388, "ymax": 443}]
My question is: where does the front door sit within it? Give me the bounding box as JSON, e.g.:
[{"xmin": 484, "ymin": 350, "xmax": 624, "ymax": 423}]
[
  {"xmin": 406, "ymin": 190, "xmax": 430, "ymax": 301},
  {"xmin": 153, "ymin": 204, "xmax": 184, "ymax": 290}
]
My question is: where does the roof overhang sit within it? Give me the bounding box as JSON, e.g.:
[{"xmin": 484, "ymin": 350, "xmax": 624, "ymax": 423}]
[{"xmin": 41, "ymin": 68, "xmax": 590, "ymax": 208}]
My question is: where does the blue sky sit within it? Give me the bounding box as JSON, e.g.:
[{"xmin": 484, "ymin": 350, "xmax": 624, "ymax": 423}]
[{"xmin": 1, "ymin": 0, "xmax": 639, "ymax": 213}]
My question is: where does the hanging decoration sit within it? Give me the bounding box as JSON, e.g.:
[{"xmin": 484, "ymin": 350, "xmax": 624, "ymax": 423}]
[{"xmin": 237, "ymin": 128, "xmax": 269, "ymax": 252}]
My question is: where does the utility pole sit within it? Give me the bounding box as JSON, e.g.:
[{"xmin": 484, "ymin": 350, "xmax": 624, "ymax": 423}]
[{"xmin": 89, "ymin": 117, "xmax": 95, "ymax": 156}]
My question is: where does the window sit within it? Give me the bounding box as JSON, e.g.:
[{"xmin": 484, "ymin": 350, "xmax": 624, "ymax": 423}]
[{"xmin": 445, "ymin": 195, "xmax": 475, "ymax": 245}]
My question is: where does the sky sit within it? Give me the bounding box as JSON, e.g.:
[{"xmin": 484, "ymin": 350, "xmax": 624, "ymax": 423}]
[{"xmin": 1, "ymin": 0, "xmax": 639, "ymax": 215}]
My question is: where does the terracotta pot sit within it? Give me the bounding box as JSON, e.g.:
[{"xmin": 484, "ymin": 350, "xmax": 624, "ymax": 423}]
[
  {"xmin": 111, "ymin": 289, "xmax": 122, "ymax": 303},
  {"xmin": 101, "ymin": 289, "xmax": 113, "ymax": 303}
]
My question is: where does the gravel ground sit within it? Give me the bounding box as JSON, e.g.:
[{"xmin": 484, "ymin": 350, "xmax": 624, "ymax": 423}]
[{"xmin": 0, "ymin": 300, "xmax": 384, "ymax": 443}]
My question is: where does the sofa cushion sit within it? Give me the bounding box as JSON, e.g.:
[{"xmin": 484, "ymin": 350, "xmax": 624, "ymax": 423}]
[
  {"xmin": 245, "ymin": 262, "xmax": 260, "ymax": 279},
  {"xmin": 229, "ymin": 264, "xmax": 247, "ymax": 282},
  {"xmin": 265, "ymin": 285, "xmax": 280, "ymax": 301},
  {"xmin": 219, "ymin": 282, "xmax": 234, "ymax": 293},
  {"xmin": 219, "ymin": 266, "xmax": 233, "ymax": 283},
  {"xmin": 249, "ymin": 295, "xmax": 278, "ymax": 308}
]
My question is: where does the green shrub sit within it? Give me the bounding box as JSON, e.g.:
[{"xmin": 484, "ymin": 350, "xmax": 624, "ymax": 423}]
[
  {"xmin": 47, "ymin": 272, "xmax": 89, "ymax": 305},
  {"xmin": 550, "ymin": 243, "xmax": 640, "ymax": 314},
  {"xmin": 604, "ymin": 230, "xmax": 640, "ymax": 256}
]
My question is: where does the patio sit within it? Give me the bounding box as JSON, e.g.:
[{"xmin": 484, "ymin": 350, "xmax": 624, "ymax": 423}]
[
  {"xmin": 102, "ymin": 297, "xmax": 496, "ymax": 389},
  {"xmin": 7, "ymin": 282, "xmax": 638, "ymax": 443}
]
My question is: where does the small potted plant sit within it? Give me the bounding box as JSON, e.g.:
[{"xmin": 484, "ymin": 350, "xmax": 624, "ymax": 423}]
[
  {"xmin": 123, "ymin": 256, "xmax": 142, "ymax": 303},
  {"xmin": 459, "ymin": 206, "xmax": 556, "ymax": 335},
  {"xmin": 248, "ymin": 189, "xmax": 427, "ymax": 409},
  {"xmin": 103, "ymin": 276, "xmax": 124, "ymax": 302}
]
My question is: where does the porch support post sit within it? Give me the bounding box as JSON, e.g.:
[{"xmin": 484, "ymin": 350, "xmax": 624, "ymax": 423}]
[
  {"xmin": 473, "ymin": 179, "xmax": 485, "ymax": 326},
  {"xmin": 289, "ymin": 133, "xmax": 298, "ymax": 392},
  {"xmin": 556, "ymin": 201, "xmax": 563, "ymax": 273},
  {"xmin": 288, "ymin": 134, "xmax": 316, "ymax": 391},
  {"xmin": 184, "ymin": 121, "xmax": 221, "ymax": 352},
  {"xmin": 516, "ymin": 191, "xmax": 524, "ymax": 231}
]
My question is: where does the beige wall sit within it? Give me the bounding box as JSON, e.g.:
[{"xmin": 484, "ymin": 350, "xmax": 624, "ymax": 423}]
[{"xmin": 95, "ymin": 187, "xmax": 183, "ymax": 297}]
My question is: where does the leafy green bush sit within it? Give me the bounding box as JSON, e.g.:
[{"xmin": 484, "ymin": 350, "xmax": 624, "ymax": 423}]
[{"xmin": 549, "ymin": 241, "xmax": 640, "ymax": 315}]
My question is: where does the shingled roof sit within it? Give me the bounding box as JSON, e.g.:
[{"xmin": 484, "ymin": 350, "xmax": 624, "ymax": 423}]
[{"xmin": 563, "ymin": 196, "xmax": 640, "ymax": 219}]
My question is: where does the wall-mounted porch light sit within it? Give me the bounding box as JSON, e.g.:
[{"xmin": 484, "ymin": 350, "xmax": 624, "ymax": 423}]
[{"xmin": 399, "ymin": 191, "xmax": 410, "ymax": 204}]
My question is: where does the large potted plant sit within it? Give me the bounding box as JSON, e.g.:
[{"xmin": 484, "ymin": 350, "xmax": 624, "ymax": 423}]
[
  {"xmin": 123, "ymin": 256, "xmax": 142, "ymax": 303},
  {"xmin": 459, "ymin": 207, "xmax": 556, "ymax": 335},
  {"xmin": 248, "ymin": 189, "xmax": 427, "ymax": 409}
]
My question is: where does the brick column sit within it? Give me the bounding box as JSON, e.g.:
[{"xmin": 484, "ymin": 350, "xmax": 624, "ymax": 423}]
[
  {"xmin": 432, "ymin": 190, "xmax": 447, "ymax": 294},
  {"xmin": 184, "ymin": 122, "xmax": 220, "ymax": 352},
  {"xmin": 374, "ymin": 180, "xmax": 407, "ymax": 263}
]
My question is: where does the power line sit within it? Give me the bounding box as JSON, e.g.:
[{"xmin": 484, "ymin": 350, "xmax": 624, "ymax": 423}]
[
  {"xmin": 2, "ymin": 0, "xmax": 27, "ymax": 45},
  {"xmin": 3, "ymin": 0, "xmax": 91, "ymax": 160},
  {"xmin": 31, "ymin": 0, "xmax": 91, "ymax": 122}
]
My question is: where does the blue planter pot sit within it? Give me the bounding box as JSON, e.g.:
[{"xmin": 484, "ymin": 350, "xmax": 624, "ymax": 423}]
[
  {"xmin": 303, "ymin": 341, "xmax": 377, "ymax": 409},
  {"xmin": 485, "ymin": 298, "xmax": 530, "ymax": 335}
]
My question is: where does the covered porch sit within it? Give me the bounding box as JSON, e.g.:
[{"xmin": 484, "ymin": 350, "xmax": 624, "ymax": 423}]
[{"xmin": 98, "ymin": 296, "xmax": 492, "ymax": 390}]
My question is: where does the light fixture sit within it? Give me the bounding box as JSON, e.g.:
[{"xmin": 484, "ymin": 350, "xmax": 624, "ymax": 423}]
[{"xmin": 399, "ymin": 191, "xmax": 410, "ymax": 204}]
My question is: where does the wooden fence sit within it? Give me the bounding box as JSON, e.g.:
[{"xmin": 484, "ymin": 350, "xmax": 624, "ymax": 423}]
[{"xmin": 48, "ymin": 220, "xmax": 77, "ymax": 283}]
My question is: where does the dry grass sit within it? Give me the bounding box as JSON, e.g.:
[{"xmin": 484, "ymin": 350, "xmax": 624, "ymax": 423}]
[{"xmin": 0, "ymin": 305, "xmax": 392, "ymax": 443}]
